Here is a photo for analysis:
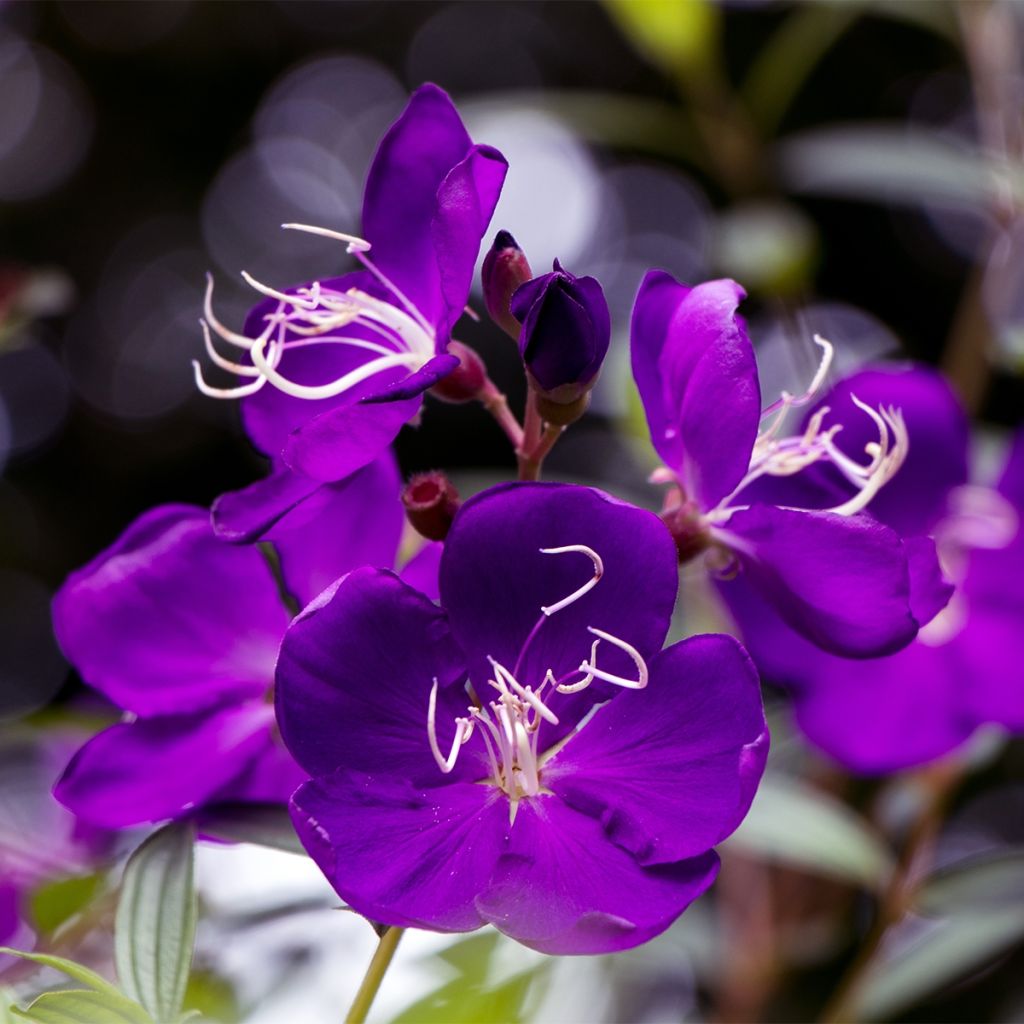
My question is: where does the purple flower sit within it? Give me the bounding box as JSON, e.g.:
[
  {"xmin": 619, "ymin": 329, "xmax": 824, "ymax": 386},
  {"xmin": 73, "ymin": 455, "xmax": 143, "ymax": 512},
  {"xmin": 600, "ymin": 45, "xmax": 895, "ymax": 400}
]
[
  {"xmin": 511, "ymin": 261, "xmax": 610, "ymax": 405},
  {"xmin": 52, "ymin": 454, "xmax": 435, "ymax": 828},
  {"xmin": 276, "ymin": 483, "xmax": 768, "ymax": 954},
  {"xmin": 195, "ymin": 84, "xmax": 507, "ymax": 541},
  {"xmin": 631, "ymin": 272, "xmax": 948, "ymax": 658},
  {"xmin": 722, "ymin": 368, "xmax": 1024, "ymax": 774}
]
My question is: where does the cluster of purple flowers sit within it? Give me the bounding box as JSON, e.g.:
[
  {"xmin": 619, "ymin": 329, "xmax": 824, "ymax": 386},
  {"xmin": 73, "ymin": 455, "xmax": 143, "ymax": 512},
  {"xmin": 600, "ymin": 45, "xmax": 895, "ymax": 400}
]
[{"xmin": 49, "ymin": 84, "xmax": 1022, "ymax": 957}]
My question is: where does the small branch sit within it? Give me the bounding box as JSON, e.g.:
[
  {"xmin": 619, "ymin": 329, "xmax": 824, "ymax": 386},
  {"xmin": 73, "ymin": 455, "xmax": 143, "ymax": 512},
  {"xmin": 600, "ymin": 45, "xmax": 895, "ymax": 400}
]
[
  {"xmin": 819, "ymin": 762, "xmax": 963, "ymax": 1024},
  {"xmin": 478, "ymin": 379, "xmax": 524, "ymax": 451},
  {"xmin": 518, "ymin": 423, "xmax": 564, "ymax": 482},
  {"xmin": 345, "ymin": 926, "xmax": 404, "ymax": 1024}
]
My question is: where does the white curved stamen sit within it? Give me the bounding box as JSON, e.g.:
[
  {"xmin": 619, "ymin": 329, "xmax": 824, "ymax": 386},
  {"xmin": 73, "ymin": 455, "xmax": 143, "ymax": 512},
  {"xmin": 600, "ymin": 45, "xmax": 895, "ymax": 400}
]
[
  {"xmin": 574, "ymin": 627, "xmax": 649, "ymax": 691},
  {"xmin": 760, "ymin": 334, "xmax": 834, "ymax": 424},
  {"xmin": 427, "ymin": 679, "xmax": 473, "ymax": 774},
  {"xmin": 539, "ymin": 545, "xmax": 604, "ymax": 616},
  {"xmin": 194, "ymin": 223, "xmax": 437, "ymax": 403}
]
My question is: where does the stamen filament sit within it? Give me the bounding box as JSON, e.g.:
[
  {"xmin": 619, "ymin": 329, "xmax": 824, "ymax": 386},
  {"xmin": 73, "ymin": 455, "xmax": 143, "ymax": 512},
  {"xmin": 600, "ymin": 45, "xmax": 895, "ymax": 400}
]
[{"xmin": 539, "ymin": 545, "xmax": 604, "ymax": 615}]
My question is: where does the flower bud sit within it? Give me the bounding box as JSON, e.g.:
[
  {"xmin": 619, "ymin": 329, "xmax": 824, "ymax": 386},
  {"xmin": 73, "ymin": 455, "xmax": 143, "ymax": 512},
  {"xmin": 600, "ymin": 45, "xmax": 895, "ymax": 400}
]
[
  {"xmin": 429, "ymin": 340, "xmax": 488, "ymax": 403},
  {"xmin": 402, "ymin": 471, "xmax": 461, "ymax": 541},
  {"xmin": 481, "ymin": 230, "xmax": 532, "ymax": 338},
  {"xmin": 511, "ymin": 261, "xmax": 610, "ymax": 407}
]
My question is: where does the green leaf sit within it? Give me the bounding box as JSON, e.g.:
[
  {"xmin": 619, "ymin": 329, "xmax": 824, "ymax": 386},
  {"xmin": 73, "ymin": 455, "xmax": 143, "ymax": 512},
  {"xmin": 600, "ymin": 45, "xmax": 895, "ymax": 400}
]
[
  {"xmin": 29, "ymin": 874, "xmax": 105, "ymax": 935},
  {"xmin": 853, "ymin": 909, "xmax": 1024, "ymax": 1021},
  {"xmin": 181, "ymin": 970, "xmax": 240, "ymax": 1024},
  {"xmin": 196, "ymin": 805, "xmax": 304, "ymax": 856},
  {"xmin": 917, "ymin": 849, "xmax": 1024, "ymax": 915},
  {"xmin": 11, "ymin": 989, "xmax": 153, "ymax": 1024},
  {"xmin": 390, "ymin": 971, "xmax": 540, "ymax": 1024},
  {"xmin": 723, "ymin": 775, "xmax": 894, "ymax": 890},
  {"xmin": 0, "ymin": 950, "xmax": 122, "ymax": 1000},
  {"xmin": 114, "ymin": 822, "xmax": 197, "ymax": 1024},
  {"xmin": 778, "ymin": 125, "xmax": 1021, "ymax": 209},
  {"xmin": 604, "ymin": 0, "xmax": 719, "ymax": 77}
]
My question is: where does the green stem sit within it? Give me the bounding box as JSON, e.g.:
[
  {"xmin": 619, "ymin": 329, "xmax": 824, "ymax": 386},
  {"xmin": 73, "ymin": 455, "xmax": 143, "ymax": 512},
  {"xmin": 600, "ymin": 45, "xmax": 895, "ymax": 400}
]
[{"xmin": 345, "ymin": 926, "xmax": 405, "ymax": 1024}]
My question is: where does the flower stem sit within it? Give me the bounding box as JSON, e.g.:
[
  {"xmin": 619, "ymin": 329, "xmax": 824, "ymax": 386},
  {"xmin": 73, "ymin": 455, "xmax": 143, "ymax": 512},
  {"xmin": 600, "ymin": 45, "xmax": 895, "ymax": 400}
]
[
  {"xmin": 345, "ymin": 926, "xmax": 404, "ymax": 1024},
  {"xmin": 519, "ymin": 422, "xmax": 565, "ymax": 481},
  {"xmin": 818, "ymin": 762, "xmax": 962, "ymax": 1024},
  {"xmin": 478, "ymin": 379, "xmax": 524, "ymax": 450}
]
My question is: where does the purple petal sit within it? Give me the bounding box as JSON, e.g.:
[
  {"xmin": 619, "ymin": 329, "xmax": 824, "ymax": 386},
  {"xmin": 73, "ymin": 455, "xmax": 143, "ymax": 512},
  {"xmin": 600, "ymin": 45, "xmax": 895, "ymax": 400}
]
[
  {"xmin": 439, "ymin": 484, "xmax": 678, "ymax": 712},
  {"xmin": 399, "ymin": 541, "xmax": 443, "ymax": 602},
  {"xmin": 958, "ymin": 608, "xmax": 1024, "ymax": 731},
  {"xmin": 282, "ymin": 395, "xmax": 421, "ymax": 482},
  {"xmin": 53, "ymin": 506, "xmax": 287, "ymax": 716},
  {"xmin": 717, "ymin": 506, "xmax": 917, "ymax": 657},
  {"xmin": 275, "ymin": 568, "xmax": 473, "ymax": 783},
  {"xmin": 432, "ymin": 145, "xmax": 509, "ymax": 342},
  {"xmin": 360, "ymin": 354, "xmax": 459, "ymax": 403},
  {"xmin": 290, "ymin": 772, "xmax": 508, "ymax": 931},
  {"xmin": 792, "ymin": 642, "xmax": 975, "ymax": 774},
  {"xmin": 212, "ymin": 467, "xmax": 323, "ymax": 543},
  {"xmin": 476, "ymin": 796, "xmax": 719, "ymax": 955},
  {"xmin": 269, "ymin": 453, "xmax": 403, "ymax": 607},
  {"xmin": 906, "ymin": 536, "xmax": 954, "ymax": 626},
  {"xmin": 362, "ymin": 84, "xmax": 474, "ymax": 325},
  {"xmin": 54, "ymin": 704, "xmax": 276, "ymax": 828},
  {"xmin": 214, "ymin": 733, "xmax": 308, "ymax": 805},
  {"xmin": 996, "ymin": 428, "xmax": 1024, "ymax": 510},
  {"xmin": 546, "ymin": 634, "xmax": 768, "ymax": 865},
  {"xmin": 630, "ymin": 273, "xmax": 758, "ymax": 508}
]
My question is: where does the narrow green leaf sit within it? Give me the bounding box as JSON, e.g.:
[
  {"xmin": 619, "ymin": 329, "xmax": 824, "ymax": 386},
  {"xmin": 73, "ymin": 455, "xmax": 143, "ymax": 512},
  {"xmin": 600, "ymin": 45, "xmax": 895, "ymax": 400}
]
[
  {"xmin": 0, "ymin": 950, "xmax": 122, "ymax": 1000},
  {"xmin": 196, "ymin": 805, "xmax": 304, "ymax": 856},
  {"xmin": 114, "ymin": 822, "xmax": 197, "ymax": 1024},
  {"xmin": 604, "ymin": 0, "xmax": 719, "ymax": 77},
  {"xmin": 390, "ymin": 971, "xmax": 540, "ymax": 1024},
  {"xmin": 723, "ymin": 775, "xmax": 894, "ymax": 890},
  {"xmin": 853, "ymin": 909, "xmax": 1024, "ymax": 1021},
  {"xmin": 917, "ymin": 849, "xmax": 1024, "ymax": 915},
  {"xmin": 11, "ymin": 989, "xmax": 153, "ymax": 1024},
  {"xmin": 30, "ymin": 874, "xmax": 104, "ymax": 935}
]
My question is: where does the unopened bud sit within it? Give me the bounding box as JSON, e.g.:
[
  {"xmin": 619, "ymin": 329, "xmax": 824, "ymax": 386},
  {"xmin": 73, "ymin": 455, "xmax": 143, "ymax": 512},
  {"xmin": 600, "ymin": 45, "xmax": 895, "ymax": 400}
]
[
  {"xmin": 429, "ymin": 341, "xmax": 488, "ymax": 403},
  {"xmin": 482, "ymin": 230, "xmax": 532, "ymax": 339},
  {"xmin": 512, "ymin": 260, "xmax": 610, "ymax": 407},
  {"xmin": 402, "ymin": 472, "xmax": 461, "ymax": 541}
]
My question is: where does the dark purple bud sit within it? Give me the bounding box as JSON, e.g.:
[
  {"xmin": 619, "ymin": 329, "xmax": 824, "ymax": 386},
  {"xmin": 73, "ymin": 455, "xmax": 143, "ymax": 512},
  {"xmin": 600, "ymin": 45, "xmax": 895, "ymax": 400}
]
[
  {"xmin": 481, "ymin": 231, "xmax": 533, "ymax": 339},
  {"xmin": 402, "ymin": 471, "xmax": 461, "ymax": 541},
  {"xmin": 511, "ymin": 260, "xmax": 610, "ymax": 406},
  {"xmin": 429, "ymin": 340, "xmax": 488, "ymax": 403}
]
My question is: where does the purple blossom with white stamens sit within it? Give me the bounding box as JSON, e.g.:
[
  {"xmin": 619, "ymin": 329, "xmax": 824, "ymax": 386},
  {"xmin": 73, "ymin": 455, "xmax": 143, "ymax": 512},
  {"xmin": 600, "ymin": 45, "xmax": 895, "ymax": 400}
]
[
  {"xmin": 195, "ymin": 84, "xmax": 507, "ymax": 541},
  {"xmin": 722, "ymin": 367, "xmax": 1024, "ymax": 774},
  {"xmin": 52, "ymin": 453, "xmax": 434, "ymax": 828},
  {"xmin": 630, "ymin": 272, "xmax": 947, "ymax": 658},
  {"xmin": 275, "ymin": 483, "xmax": 768, "ymax": 955}
]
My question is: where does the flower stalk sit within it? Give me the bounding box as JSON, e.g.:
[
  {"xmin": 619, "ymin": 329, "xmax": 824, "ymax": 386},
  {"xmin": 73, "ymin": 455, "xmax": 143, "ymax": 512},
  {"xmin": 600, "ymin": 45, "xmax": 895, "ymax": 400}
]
[{"xmin": 345, "ymin": 926, "xmax": 405, "ymax": 1024}]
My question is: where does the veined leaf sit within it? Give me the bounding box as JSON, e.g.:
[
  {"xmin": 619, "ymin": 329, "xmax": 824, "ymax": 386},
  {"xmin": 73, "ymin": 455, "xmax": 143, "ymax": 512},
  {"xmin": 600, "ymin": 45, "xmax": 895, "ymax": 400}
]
[
  {"xmin": 10, "ymin": 989, "xmax": 153, "ymax": 1024},
  {"xmin": 114, "ymin": 822, "xmax": 196, "ymax": 1024},
  {"xmin": 0, "ymin": 950, "xmax": 121, "ymax": 1000}
]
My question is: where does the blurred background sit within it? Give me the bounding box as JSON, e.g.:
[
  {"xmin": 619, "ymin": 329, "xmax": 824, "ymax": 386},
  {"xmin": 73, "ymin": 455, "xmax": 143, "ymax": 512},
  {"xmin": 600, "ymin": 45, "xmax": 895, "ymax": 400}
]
[{"xmin": 1, "ymin": 1, "xmax": 1023, "ymax": 1022}]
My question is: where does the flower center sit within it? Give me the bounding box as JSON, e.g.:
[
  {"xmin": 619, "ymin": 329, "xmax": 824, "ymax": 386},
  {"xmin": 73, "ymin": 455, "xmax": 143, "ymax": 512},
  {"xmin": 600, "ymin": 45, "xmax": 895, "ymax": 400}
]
[
  {"xmin": 426, "ymin": 544, "xmax": 649, "ymax": 823},
  {"xmin": 192, "ymin": 224, "xmax": 436, "ymax": 401}
]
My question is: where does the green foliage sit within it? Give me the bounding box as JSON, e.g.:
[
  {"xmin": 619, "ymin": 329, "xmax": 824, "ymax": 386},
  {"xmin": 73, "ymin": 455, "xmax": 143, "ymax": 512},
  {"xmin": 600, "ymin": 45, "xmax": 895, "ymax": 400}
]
[
  {"xmin": 852, "ymin": 908, "xmax": 1024, "ymax": 1021},
  {"xmin": 180, "ymin": 971, "xmax": 240, "ymax": 1024},
  {"xmin": 604, "ymin": 0, "xmax": 719, "ymax": 78},
  {"xmin": 10, "ymin": 989, "xmax": 154, "ymax": 1024},
  {"xmin": 0, "ymin": 950, "xmax": 153, "ymax": 1024},
  {"xmin": 391, "ymin": 933, "xmax": 546, "ymax": 1024},
  {"xmin": 29, "ymin": 874, "xmax": 105, "ymax": 936},
  {"xmin": 724, "ymin": 774, "xmax": 894, "ymax": 891},
  {"xmin": 114, "ymin": 822, "xmax": 197, "ymax": 1024}
]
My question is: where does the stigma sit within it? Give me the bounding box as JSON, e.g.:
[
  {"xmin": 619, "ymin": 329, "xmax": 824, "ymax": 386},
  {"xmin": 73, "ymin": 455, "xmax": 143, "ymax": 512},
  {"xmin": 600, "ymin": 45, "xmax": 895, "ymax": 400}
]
[
  {"xmin": 192, "ymin": 224, "xmax": 437, "ymax": 402},
  {"xmin": 426, "ymin": 544, "xmax": 649, "ymax": 822}
]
